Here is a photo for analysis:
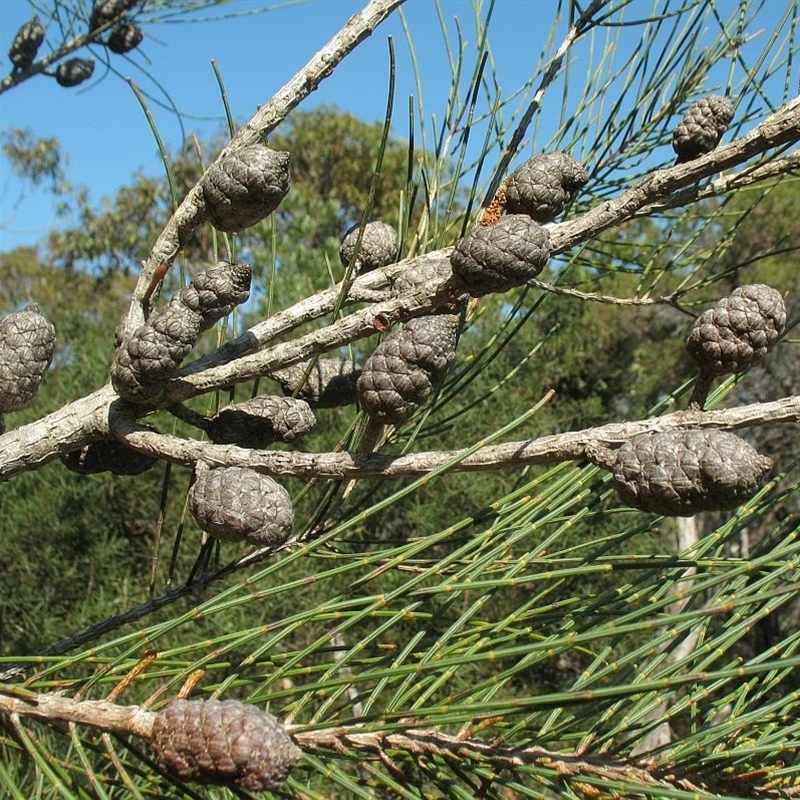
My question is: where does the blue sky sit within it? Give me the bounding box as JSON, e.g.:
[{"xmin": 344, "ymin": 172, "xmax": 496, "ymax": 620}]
[{"xmin": 1, "ymin": 0, "xmax": 797, "ymax": 255}]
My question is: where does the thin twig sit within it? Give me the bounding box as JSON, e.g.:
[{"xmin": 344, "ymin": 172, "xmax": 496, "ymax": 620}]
[
  {"xmin": 292, "ymin": 724, "xmax": 800, "ymax": 798},
  {"xmin": 482, "ymin": 0, "xmax": 609, "ymax": 206},
  {"xmin": 527, "ymin": 279, "xmax": 682, "ymax": 306}
]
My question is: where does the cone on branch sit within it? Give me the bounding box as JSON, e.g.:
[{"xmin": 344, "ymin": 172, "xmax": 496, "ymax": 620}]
[
  {"xmin": 61, "ymin": 439, "xmax": 158, "ymax": 475},
  {"xmin": 0, "ymin": 304, "xmax": 56, "ymax": 414},
  {"xmin": 272, "ymin": 357, "xmax": 362, "ymax": 408},
  {"xmin": 54, "ymin": 58, "xmax": 95, "ymax": 88},
  {"xmin": 89, "ymin": 0, "xmax": 139, "ymax": 31},
  {"xmin": 504, "ymin": 152, "xmax": 588, "ymax": 222},
  {"xmin": 107, "ymin": 23, "xmax": 143, "ymax": 54},
  {"xmin": 200, "ymin": 145, "xmax": 290, "ymax": 232},
  {"xmin": 151, "ymin": 698, "xmax": 301, "ymax": 791},
  {"xmin": 339, "ymin": 220, "xmax": 400, "ymax": 274},
  {"xmin": 686, "ymin": 284, "xmax": 786, "ymax": 376},
  {"xmin": 111, "ymin": 262, "xmax": 251, "ymax": 404},
  {"xmin": 177, "ymin": 261, "xmax": 252, "ymax": 332},
  {"xmin": 189, "ymin": 465, "xmax": 294, "ymax": 546},
  {"xmin": 450, "ymin": 214, "xmax": 550, "ymax": 296},
  {"xmin": 357, "ymin": 313, "xmax": 460, "ymax": 425},
  {"xmin": 685, "ymin": 283, "xmax": 786, "ymax": 410},
  {"xmin": 611, "ymin": 430, "xmax": 772, "ymax": 517},
  {"xmin": 8, "ymin": 16, "xmax": 45, "ymax": 70},
  {"xmin": 672, "ymin": 95, "xmax": 735, "ymax": 162},
  {"xmin": 207, "ymin": 396, "xmax": 317, "ymax": 448}
]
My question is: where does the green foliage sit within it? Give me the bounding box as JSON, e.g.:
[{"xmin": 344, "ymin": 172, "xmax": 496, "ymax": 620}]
[{"xmin": 1, "ymin": 129, "xmax": 70, "ymax": 197}]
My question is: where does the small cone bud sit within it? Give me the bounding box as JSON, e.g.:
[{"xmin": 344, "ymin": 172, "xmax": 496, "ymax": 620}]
[
  {"xmin": 55, "ymin": 58, "xmax": 95, "ymax": 87},
  {"xmin": 273, "ymin": 358, "xmax": 361, "ymax": 408},
  {"xmin": 61, "ymin": 440, "xmax": 157, "ymax": 475},
  {"xmin": 90, "ymin": 0, "xmax": 139, "ymax": 30},
  {"xmin": 107, "ymin": 22, "xmax": 143, "ymax": 54},
  {"xmin": 111, "ymin": 263, "xmax": 251, "ymax": 404},
  {"xmin": 207, "ymin": 396, "xmax": 316, "ymax": 448}
]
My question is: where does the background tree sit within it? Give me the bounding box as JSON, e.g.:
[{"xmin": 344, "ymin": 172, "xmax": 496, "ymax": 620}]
[{"xmin": 1, "ymin": 0, "xmax": 799, "ymax": 798}]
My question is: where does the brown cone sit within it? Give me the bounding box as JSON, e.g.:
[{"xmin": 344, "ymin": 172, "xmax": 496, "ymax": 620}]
[
  {"xmin": 201, "ymin": 145, "xmax": 290, "ymax": 232},
  {"xmin": 612, "ymin": 429, "xmax": 772, "ymax": 516},
  {"xmin": 357, "ymin": 314, "xmax": 459, "ymax": 425},
  {"xmin": 273, "ymin": 357, "xmax": 362, "ymax": 408},
  {"xmin": 339, "ymin": 220, "xmax": 400, "ymax": 273},
  {"xmin": 451, "ymin": 214, "xmax": 550, "ymax": 296},
  {"xmin": 151, "ymin": 698, "xmax": 301, "ymax": 791},
  {"xmin": 0, "ymin": 304, "xmax": 56, "ymax": 413},
  {"xmin": 686, "ymin": 284, "xmax": 786, "ymax": 375},
  {"xmin": 504, "ymin": 152, "xmax": 588, "ymax": 222},
  {"xmin": 672, "ymin": 95, "xmax": 735, "ymax": 162},
  {"xmin": 207, "ymin": 396, "xmax": 316, "ymax": 448},
  {"xmin": 189, "ymin": 466, "xmax": 294, "ymax": 546}
]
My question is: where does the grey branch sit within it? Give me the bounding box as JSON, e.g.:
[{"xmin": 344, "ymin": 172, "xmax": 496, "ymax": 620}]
[
  {"xmin": 109, "ymin": 396, "xmax": 800, "ymax": 480},
  {"xmin": 0, "ymin": 690, "xmax": 154, "ymax": 739},
  {"xmin": 127, "ymin": 0, "xmax": 407, "ymax": 331},
  {"xmin": 1, "ymin": 100, "xmax": 798, "ymax": 480},
  {"xmin": 638, "ymin": 149, "xmax": 800, "ymax": 214}
]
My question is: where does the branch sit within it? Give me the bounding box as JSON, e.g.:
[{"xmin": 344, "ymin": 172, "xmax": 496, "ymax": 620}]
[
  {"xmin": 526, "ymin": 280, "xmax": 683, "ymax": 307},
  {"xmin": 638, "ymin": 149, "xmax": 800, "ymax": 214},
  {"xmin": 291, "ymin": 725, "xmax": 798, "ymax": 798},
  {"xmin": 109, "ymin": 396, "xmax": 800, "ymax": 479},
  {"xmin": 1, "ymin": 99, "xmax": 797, "ymax": 479},
  {"xmin": 0, "ymin": 385, "xmax": 116, "ymax": 480},
  {"xmin": 0, "ymin": 689, "xmax": 153, "ymax": 739},
  {"xmin": 128, "ymin": 0, "xmax": 407, "ymax": 329},
  {"xmin": 1, "ymin": 692, "xmax": 794, "ymax": 797}
]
